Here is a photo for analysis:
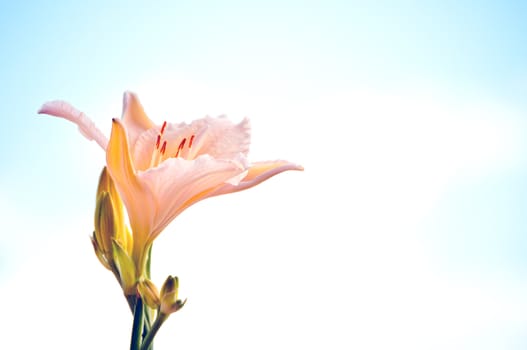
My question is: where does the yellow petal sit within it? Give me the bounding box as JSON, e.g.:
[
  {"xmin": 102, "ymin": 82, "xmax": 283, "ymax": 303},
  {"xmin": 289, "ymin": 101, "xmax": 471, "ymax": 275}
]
[
  {"xmin": 124, "ymin": 226, "xmax": 134, "ymax": 256},
  {"xmin": 106, "ymin": 119, "xmax": 156, "ymax": 272}
]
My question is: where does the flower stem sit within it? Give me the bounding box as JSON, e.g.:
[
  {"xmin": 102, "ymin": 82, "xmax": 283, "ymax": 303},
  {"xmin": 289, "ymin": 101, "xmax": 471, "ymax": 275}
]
[
  {"xmin": 142, "ymin": 307, "xmax": 153, "ymax": 350},
  {"xmin": 130, "ymin": 297, "xmax": 144, "ymax": 350},
  {"xmin": 140, "ymin": 313, "xmax": 168, "ymax": 350}
]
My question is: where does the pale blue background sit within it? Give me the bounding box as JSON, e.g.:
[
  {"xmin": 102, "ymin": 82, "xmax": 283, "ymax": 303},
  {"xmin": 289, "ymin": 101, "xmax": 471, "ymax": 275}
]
[{"xmin": 1, "ymin": 1, "xmax": 527, "ymax": 349}]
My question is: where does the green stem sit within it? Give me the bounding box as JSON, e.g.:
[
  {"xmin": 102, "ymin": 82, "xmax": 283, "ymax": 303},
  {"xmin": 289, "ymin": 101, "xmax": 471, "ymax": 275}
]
[
  {"xmin": 140, "ymin": 313, "xmax": 168, "ymax": 350},
  {"xmin": 144, "ymin": 245, "xmax": 154, "ymax": 349},
  {"xmin": 130, "ymin": 297, "xmax": 144, "ymax": 350},
  {"xmin": 146, "ymin": 245, "xmax": 153, "ymax": 278},
  {"xmin": 143, "ymin": 307, "xmax": 153, "ymax": 350}
]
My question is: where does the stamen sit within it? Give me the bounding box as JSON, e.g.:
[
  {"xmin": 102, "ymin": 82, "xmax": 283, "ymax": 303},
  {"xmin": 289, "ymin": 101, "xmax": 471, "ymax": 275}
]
[
  {"xmin": 160, "ymin": 121, "xmax": 167, "ymax": 135},
  {"xmin": 174, "ymin": 138, "xmax": 187, "ymax": 158},
  {"xmin": 189, "ymin": 135, "xmax": 195, "ymax": 148},
  {"xmin": 160, "ymin": 141, "xmax": 167, "ymax": 155},
  {"xmin": 155, "ymin": 135, "xmax": 161, "ymax": 149}
]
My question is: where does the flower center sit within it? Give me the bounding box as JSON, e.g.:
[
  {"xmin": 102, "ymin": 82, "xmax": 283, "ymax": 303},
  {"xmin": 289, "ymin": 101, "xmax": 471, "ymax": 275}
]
[{"xmin": 149, "ymin": 121, "xmax": 196, "ymax": 168}]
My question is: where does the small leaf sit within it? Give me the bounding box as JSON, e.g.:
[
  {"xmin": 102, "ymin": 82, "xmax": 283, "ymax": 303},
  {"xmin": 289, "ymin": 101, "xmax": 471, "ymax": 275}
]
[{"xmin": 112, "ymin": 240, "xmax": 136, "ymax": 295}]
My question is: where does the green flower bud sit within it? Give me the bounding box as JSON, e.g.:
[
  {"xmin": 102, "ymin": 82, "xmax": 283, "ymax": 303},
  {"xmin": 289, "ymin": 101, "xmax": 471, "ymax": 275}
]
[
  {"xmin": 138, "ymin": 279, "xmax": 161, "ymax": 309},
  {"xmin": 160, "ymin": 276, "xmax": 186, "ymax": 315}
]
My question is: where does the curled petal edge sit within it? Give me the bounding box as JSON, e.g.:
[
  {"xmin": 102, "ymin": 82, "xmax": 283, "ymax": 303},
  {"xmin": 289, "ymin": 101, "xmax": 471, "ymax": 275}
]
[
  {"xmin": 38, "ymin": 100, "xmax": 108, "ymax": 150},
  {"xmin": 210, "ymin": 160, "xmax": 303, "ymax": 196}
]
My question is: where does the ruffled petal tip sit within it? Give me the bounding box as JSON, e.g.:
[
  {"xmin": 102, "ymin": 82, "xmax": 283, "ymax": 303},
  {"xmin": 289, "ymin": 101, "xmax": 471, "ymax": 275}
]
[{"xmin": 37, "ymin": 100, "xmax": 109, "ymax": 150}]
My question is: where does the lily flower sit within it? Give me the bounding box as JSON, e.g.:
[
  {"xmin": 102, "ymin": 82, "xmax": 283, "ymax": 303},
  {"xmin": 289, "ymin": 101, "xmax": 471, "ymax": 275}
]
[{"xmin": 39, "ymin": 92, "xmax": 303, "ymax": 281}]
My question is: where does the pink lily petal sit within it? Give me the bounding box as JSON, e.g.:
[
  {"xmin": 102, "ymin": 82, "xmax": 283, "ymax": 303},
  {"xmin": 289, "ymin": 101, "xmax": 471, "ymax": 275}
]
[
  {"xmin": 185, "ymin": 116, "xmax": 251, "ymax": 159},
  {"xmin": 210, "ymin": 160, "xmax": 304, "ymax": 196},
  {"xmin": 131, "ymin": 127, "xmax": 160, "ymax": 171},
  {"xmin": 140, "ymin": 154, "xmax": 248, "ymax": 241},
  {"xmin": 121, "ymin": 91, "xmax": 155, "ymax": 150},
  {"xmin": 130, "ymin": 115, "xmax": 250, "ymax": 172},
  {"xmin": 38, "ymin": 100, "xmax": 108, "ymax": 150}
]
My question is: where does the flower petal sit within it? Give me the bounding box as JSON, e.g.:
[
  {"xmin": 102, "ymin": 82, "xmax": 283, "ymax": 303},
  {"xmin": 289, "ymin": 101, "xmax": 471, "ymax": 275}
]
[
  {"xmin": 139, "ymin": 154, "xmax": 248, "ymax": 240},
  {"xmin": 210, "ymin": 160, "xmax": 304, "ymax": 196},
  {"xmin": 185, "ymin": 116, "xmax": 251, "ymax": 160},
  {"xmin": 38, "ymin": 100, "xmax": 108, "ymax": 150},
  {"xmin": 130, "ymin": 116, "xmax": 251, "ymax": 171},
  {"xmin": 106, "ymin": 119, "xmax": 156, "ymax": 259},
  {"xmin": 121, "ymin": 91, "xmax": 155, "ymax": 150},
  {"xmin": 131, "ymin": 127, "xmax": 159, "ymax": 171}
]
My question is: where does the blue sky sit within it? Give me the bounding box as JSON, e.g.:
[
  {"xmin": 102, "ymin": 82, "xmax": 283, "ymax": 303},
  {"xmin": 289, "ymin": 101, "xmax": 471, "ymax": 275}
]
[{"xmin": 1, "ymin": 1, "xmax": 527, "ymax": 349}]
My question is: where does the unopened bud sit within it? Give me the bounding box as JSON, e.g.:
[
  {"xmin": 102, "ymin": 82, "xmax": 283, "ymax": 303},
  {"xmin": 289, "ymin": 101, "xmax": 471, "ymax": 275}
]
[
  {"xmin": 96, "ymin": 168, "xmax": 123, "ymax": 220},
  {"xmin": 160, "ymin": 276, "xmax": 186, "ymax": 315},
  {"xmin": 93, "ymin": 167, "xmax": 133, "ymax": 273},
  {"xmin": 138, "ymin": 279, "xmax": 160, "ymax": 309},
  {"xmin": 90, "ymin": 234, "xmax": 111, "ymax": 270},
  {"xmin": 94, "ymin": 191, "xmax": 115, "ymax": 255}
]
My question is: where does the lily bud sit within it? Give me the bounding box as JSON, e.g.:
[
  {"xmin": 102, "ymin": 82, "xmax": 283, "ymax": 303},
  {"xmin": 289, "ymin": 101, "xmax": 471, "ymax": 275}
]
[
  {"xmin": 90, "ymin": 233, "xmax": 111, "ymax": 270},
  {"xmin": 96, "ymin": 167, "xmax": 125, "ymax": 227},
  {"xmin": 138, "ymin": 279, "xmax": 161, "ymax": 309},
  {"xmin": 93, "ymin": 167, "xmax": 133, "ymax": 274},
  {"xmin": 101, "ymin": 168, "xmax": 130, "ymax": 246},
  {"xmin": 160, "ymin": 276, "xmax": 186, "ymax": 315},
  {"xmin": 94, "ymin": 191, "xmax": 115, "ymax": 256}
]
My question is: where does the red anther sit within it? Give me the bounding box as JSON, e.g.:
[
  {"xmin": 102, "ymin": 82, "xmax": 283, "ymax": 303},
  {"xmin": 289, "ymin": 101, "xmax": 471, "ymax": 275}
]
[
  {"xmin": 175, "ymin": 138, "xmax": 187, "ymax": 158},
  {"xmin": 156, "ymin": 135, "xmax": 161, "ymax": 149},
  {"xmin": 179, "ymin": 138, "xmax": 187, "ymax": 149},
  {"xmin": 160, "ymin": 121, "xmax": 167, "ymax": 135},
  {"xmin": 189, "ymin": 135, "xmax": 195, "ymax": 148},
  {"xmin": 160, "ymin": 141, "xmax": 167, "ymax": 155}
]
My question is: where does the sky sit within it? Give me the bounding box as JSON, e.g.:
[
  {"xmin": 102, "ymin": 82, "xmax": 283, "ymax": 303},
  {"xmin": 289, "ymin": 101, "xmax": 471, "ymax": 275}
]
[{"xmin": 1, "ymin": 0, "xmax": 527, "ymax": 349}]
